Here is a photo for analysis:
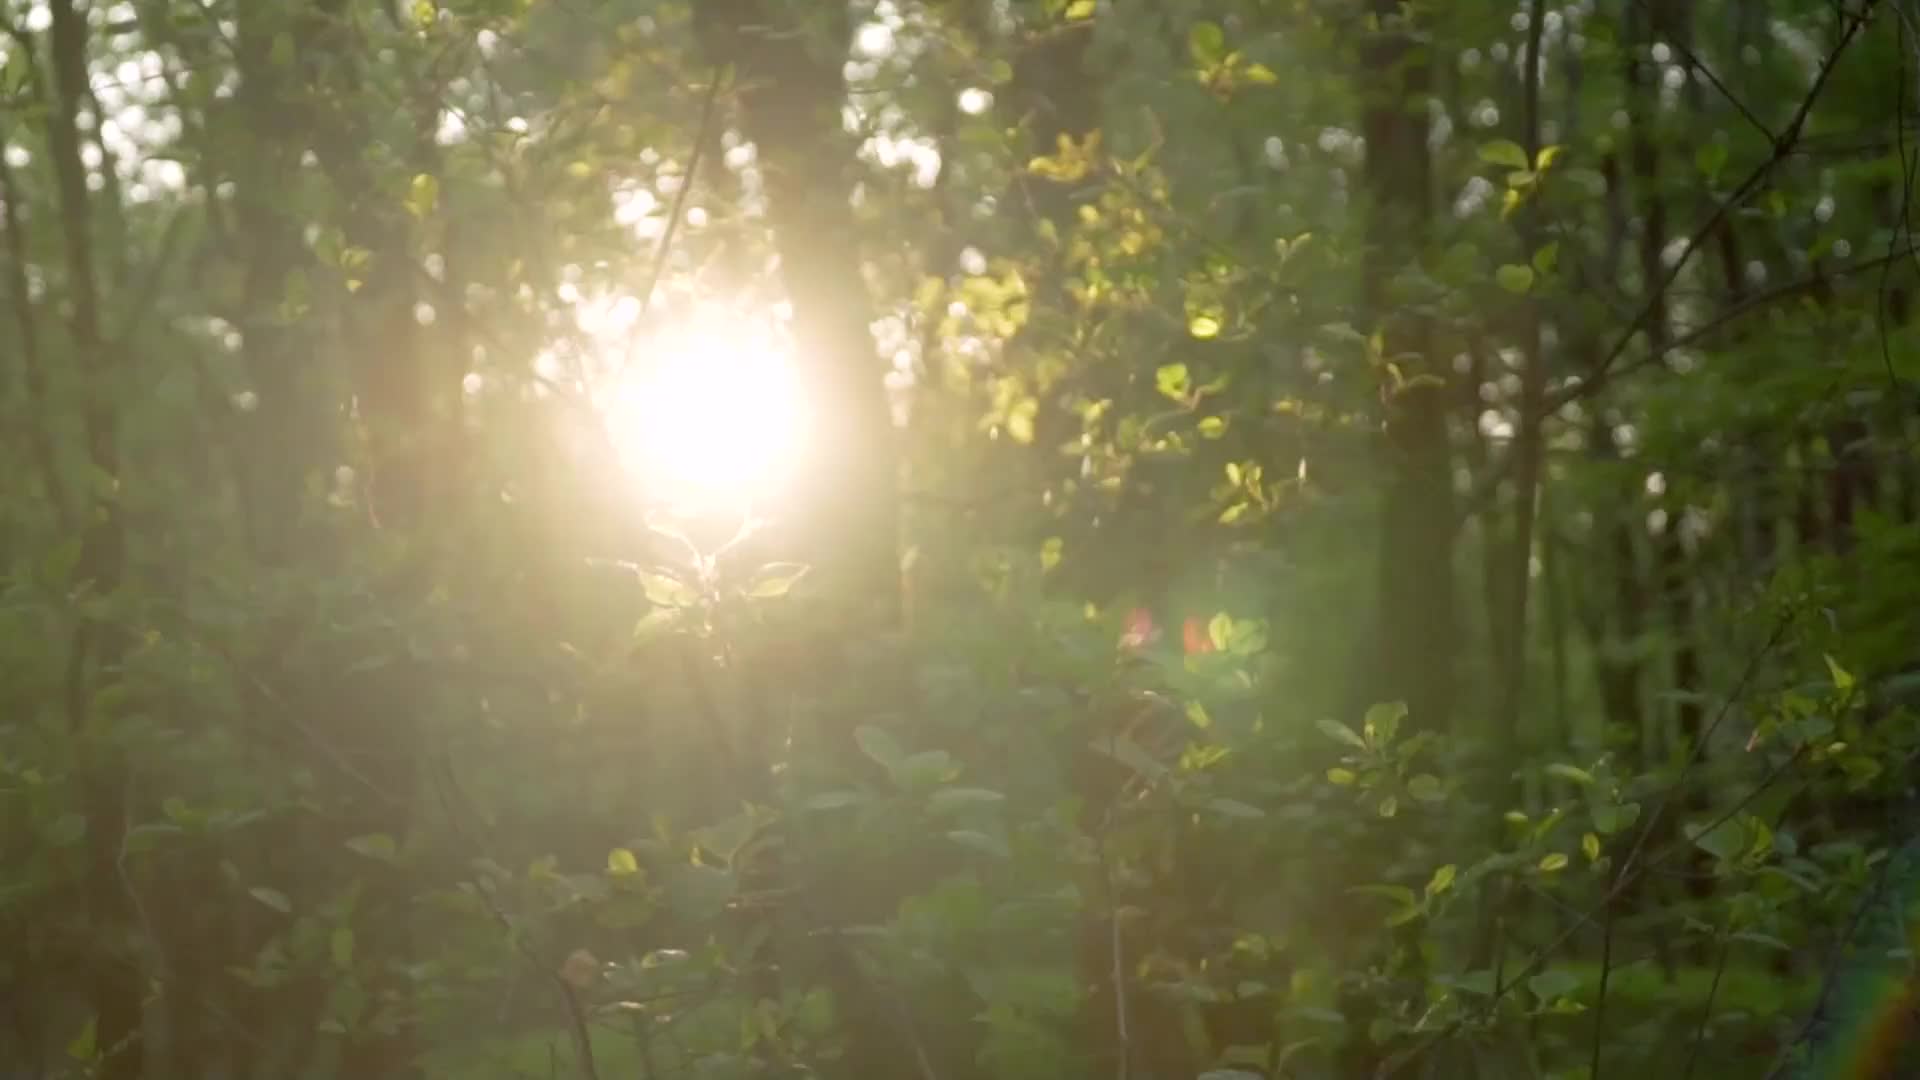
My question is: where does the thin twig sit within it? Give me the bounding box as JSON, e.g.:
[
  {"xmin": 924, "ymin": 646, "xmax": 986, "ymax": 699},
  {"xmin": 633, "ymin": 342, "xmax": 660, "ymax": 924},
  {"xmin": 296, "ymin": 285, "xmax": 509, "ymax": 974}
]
[
  {"xmin": 633, "ymin": 67, "xmax": 726, "ymax": 323},
  {"xmin": 1632, "ymin": 0, "xmax": 1774, "ymax": 141},
  {"xmin": 1681, "ymin": 928, "xmax": 1733, "ymax": 1080},
  {"xmin": 1588, "ymin": 874, "xmax": 1616, "ymax": 1080},
  {"xmin": 1379, "ymin": 613, "xmax": 1796, "ymax": 1077},
  {"xmin": 1572, "ymin": 1, "xmax": 1880, "ymax": 406}
]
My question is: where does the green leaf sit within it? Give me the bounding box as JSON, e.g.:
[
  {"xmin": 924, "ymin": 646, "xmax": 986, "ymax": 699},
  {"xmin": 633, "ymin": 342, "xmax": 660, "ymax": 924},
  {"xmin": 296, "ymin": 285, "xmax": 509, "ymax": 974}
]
[
  {"xmin": 1688, "ymin": 817, "xmax": 1746, "ymax": 861},
  {"xmin": 1156, "ymin": 363, "xmax": 1191, "ymax": 401},
  {"xmin": 747, "ymin": 563, "xmax": 808, "ymax": 599},
  {"xmin": 1185, "ymin": 700, "xmax": 1212, "ymax": 729},
  {"xmin": 607, "ymin": 848, "xmax": 640, "ymax": 876},
  {"xmin": 632, "ymin": 608, "xmax": 679, "ymax": 643},
  {"xmin": 1188, "ymin": 313, "xmax": 1222, "ymax": 339},
  {"xmin": 1496, "ymin": 264, "xmax": 1535, "ymax": 294},
  {"xmin": 1537, "ymin": 853, "xmax": 1569, "ymax": 873},
  {"xmin": 1040, "ymin": 537, "xmax": 1064, "ymax": 572},
  {"xmin": 1407, "ymin": 774, "xmax": 1444, "ymax": 802},
  {"xmin": 406, "ymin": 173, "xmax": 439, "ymax": 219},
  {"xmin": 1528, "ymin": 969, "xmax": 1581, "ymax": 1001},
  {"xmin": 1315, "ymin": 718, "xmax": 1367, "ymax": 750},
  {"xmin": 1478, "ymin": 139, "xmax": 1530, "ymax": 169},
  {"xmin": 344, "ymin": 834, "xmax": 397, "ymax": 863},
  {"xmin": 1326, "ymin": 767, "xmax": 1357, "ymax": 786},
  {"xmin": 1591, "ymin": 800, "xmax": 1639, "ymax": 835},
  {"xmin": 1535, "ymin": 145, "xmax": 1565, "ymax": 170},
  {"xmin": 249, "ymin": 887, "xmax": 292, "ymax": 913},
  {"xmin": 928, "ymin": 787, "xmax": 1006, "ymax": 814},
  {"xmin": 854, "ymin": 725, "xmax": 906, "ymax": 771},
  {"xmin": 1582, "ymin": 832, "xmax": 1602, "ymax": 861},
  {"xmin": 1545, "ymin": 763, "xmax": 1595, "ymax": 786},
  {"xmin": 947, "ymin": 830, "xmax": 1010, "ymax": 858},
  {"xmin": 1363, "ymin": 701, "xmax": 1405, "ymax": 747},
  {"xmin": 1451, "ymin": 970, "xmax": 1497, "ymax": 996},
  {"xmin": 1825, "ymin": 654, "xmax": 1855, "ymax": 693},
  {"xmin": 1065, "ymin": 0, "xmax": 1096, "ymax": 18},
  {"xmin": 638, "ymin": 570, "xmax": 698, "ymax": 609},
  {"xmin": 1188, "ymin": 21, "xmax": 1227, "ymax": 65},
  {"xmin": 1426, "ymin": 863, "xmax": 1456, "ymax": 897},
  {"xmin": 1531, "ymin": 241, "xmax": 1559, "ymax": 275}
]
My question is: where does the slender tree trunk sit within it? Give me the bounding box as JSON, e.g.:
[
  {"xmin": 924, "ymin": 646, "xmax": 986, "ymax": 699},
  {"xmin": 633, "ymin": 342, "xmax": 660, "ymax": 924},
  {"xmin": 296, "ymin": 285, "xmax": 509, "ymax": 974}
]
[
  {"xmin": 1360, "ymin": 0, "xmax": 1454, "ymax": 734},
  {"xmin": 48, "ymin": 0, "xmax": 144, "ymax": 1074},
  {"xmin": 1495, "ymin": 0, "xmax": 1552, "ymax": 777},
  {"xmin": 0, "ymin": 108, "xmax": 68, "ymax": 524}
]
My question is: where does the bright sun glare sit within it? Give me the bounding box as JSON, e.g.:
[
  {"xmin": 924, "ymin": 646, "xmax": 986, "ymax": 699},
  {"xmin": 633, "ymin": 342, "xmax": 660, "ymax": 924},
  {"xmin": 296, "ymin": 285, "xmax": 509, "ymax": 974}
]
[{"xmin": 602, "ymin": 312, "xmax": 810, "ymax": 515}]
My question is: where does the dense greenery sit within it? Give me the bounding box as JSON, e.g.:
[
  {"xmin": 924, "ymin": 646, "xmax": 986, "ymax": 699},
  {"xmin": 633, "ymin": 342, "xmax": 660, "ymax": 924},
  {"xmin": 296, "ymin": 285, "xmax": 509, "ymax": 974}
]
[{"xmin": 3, "ymin": 0, "xmax": 1919, "ymax": 1077}]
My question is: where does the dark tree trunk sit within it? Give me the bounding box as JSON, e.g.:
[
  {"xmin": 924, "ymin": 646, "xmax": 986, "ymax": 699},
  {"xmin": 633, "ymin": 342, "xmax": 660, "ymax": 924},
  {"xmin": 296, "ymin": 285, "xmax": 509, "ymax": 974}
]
[
  {"xmin": 47, "ymin": 0, "xmax": 144, "ymax": 1075},
  {"xmin": 1360, "ymin": 0, "xmax": 1454, "ymax": 735}
]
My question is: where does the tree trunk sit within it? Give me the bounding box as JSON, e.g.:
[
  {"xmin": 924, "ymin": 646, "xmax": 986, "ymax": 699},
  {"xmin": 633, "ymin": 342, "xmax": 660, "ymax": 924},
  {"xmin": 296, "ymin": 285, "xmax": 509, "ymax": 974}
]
[
  {"xmin": 1360, "ymin": 0, "xmax": 1454, "ymax": 734},
  {"xmin": 47, "ymin": 0, "xmax": 144, "ymax": 1075}
]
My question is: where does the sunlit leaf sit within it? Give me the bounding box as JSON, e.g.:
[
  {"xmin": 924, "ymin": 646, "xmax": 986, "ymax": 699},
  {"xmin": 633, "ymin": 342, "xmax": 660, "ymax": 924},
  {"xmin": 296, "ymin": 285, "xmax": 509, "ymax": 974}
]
[
  {"xmin": 1478, "ymin": 139, "xmax": 1529, "ymax": 169},
  {"xmin": 1537, "ymin": 853, "xmax": 1569, "ymax": 873},
  {"xmin": 249, "ymin": 887, "xmax": 292, "ymax": 913},
  {"xmin": 1825, "ymin": 654, "xmax": 1855, "ymax": 693},
  {"xmin": 406, "ymin": 173, "xmax": 439, "ymax": 219},
  {"xmin": 1315, "ymin": 718, "xmax": 1367, "ymax": 750},
  {"xmin": 607, "ymin": 848, "xmax": 640, "ymax": 876},
  {"xmin": 1156, "ymin": 363, "xmax": 1191, "ymax": 401},
  {"xmin": 638, "ymin": 570, "xmax": 699, "ymax": 609},
  {"xmin": 747, "ymin": 563, "xmax": 808, "ymax": 599},
  {"xmin": 1040, "ymin": 537, "xmax": 1064, "ymax": 572},
  {"xmin": 1363, "ymin": 701, "xmax": 1406, "ymax": 746},
  {"xmin": 1188, "ymin": 21, "xmax": 1227, "ymax": 65},
  {"xmin": 1496, "ymin": 264, "xmax": 1535, "ymax": 294}
]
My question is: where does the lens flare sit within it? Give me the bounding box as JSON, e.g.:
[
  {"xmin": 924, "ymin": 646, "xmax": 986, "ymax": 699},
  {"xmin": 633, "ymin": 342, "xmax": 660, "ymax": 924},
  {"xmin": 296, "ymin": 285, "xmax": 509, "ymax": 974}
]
[{"xmin": 601, "ymin": 312, "xmax": 809, "ymax": 515}]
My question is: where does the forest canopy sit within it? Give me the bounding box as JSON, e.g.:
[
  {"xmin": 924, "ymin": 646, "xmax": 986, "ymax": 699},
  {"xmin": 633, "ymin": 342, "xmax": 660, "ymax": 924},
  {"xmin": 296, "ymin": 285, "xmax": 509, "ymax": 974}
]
[{"xmin": 3, "ymin": 1, "xmax": 1919, "ymax": 1078}]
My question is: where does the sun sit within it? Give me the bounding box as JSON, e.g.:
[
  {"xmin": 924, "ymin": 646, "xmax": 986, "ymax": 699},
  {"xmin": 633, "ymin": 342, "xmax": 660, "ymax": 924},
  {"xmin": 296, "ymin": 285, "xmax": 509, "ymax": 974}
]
[{"xmin": 601, "ymin": 311, "xmax": 810, "ymax": 516}]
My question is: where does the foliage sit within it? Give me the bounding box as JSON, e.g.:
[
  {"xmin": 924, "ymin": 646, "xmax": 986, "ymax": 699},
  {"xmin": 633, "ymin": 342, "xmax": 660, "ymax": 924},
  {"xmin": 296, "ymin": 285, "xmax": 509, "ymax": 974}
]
[{"xmin": 2, "ymin": 0, "xmax": 1919, "ymax": 1079}]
